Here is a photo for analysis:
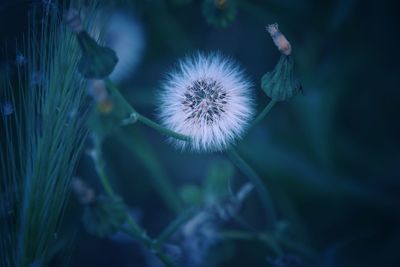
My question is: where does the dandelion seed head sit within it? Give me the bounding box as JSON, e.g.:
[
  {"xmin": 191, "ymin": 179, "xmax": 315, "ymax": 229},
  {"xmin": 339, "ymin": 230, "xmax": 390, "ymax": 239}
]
[{"xmin": 158, "ymin": 53, "xmax": 254, "ymax": 152}]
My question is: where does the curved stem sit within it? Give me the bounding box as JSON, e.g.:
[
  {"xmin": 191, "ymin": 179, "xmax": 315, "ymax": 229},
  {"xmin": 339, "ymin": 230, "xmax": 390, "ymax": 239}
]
[
  {"xmin": 221, "ymin": 230, "xmax": 283, "ymax": 255},
  {"xmin": 226, "ymin": 148, "xmax": 277, "ymax": 228},
  {"xmin": 252, "ymin": 100, "xmax": 277, "ymax": 126},
  {"xmin": 136, "ymin": 113, "xmax": 190, "ymax": 141},
  {"xmin": 92, "ymin": 137, "xmax": 116, "ymax": 196},
  {"xmin": 155, "ymin": 208, "xmax": 197, "ymax": 247},
  {"xmin": 105, "ymin": 79, "xmax": 190, "ymax": 141}
]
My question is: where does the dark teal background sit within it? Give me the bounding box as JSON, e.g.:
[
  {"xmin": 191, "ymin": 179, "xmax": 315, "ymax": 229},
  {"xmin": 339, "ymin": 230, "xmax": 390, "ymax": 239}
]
[{"xmin": 1, "ymin": 0, "xmax": 399, "ymax": 266}]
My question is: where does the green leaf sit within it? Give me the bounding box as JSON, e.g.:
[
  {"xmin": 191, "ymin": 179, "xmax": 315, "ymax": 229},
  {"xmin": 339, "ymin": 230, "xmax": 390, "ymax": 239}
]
[{"xmin": 82, "ymin": 195, "xmax": 128, "ymax": 238}]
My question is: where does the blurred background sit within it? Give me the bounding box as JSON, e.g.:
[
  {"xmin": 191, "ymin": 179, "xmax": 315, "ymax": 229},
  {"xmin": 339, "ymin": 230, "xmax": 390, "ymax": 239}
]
[{"xmin": 1, "ymin": 0, "xmax": 399, "ymax": 266}]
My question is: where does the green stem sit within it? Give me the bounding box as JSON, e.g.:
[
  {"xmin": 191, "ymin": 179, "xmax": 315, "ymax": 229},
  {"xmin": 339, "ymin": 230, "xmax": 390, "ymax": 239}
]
[
  {"xmin": 92, "ymin": 138, "xmax": 115, "ymax": 196},
  {"xmin": 252, "ymin": 100, "xmax": 277, "ymax": 126},
  {"xmin": 105, "ymin": 79, "xmax": 190, "ymax": 141},
  {"xmin": 221, "ymin": 230, "xmax": 283, "ymax": 255},
  {"xmin": 226, "ymin": 148, "xmax": 277, "ymax": 228},
  {"xmin": 136, "ymin": 113, "xmax": 190, "ymax": 141},
  {"xmin": 155, "ymin": 208, "xmax": 197, "ymax": 247}
]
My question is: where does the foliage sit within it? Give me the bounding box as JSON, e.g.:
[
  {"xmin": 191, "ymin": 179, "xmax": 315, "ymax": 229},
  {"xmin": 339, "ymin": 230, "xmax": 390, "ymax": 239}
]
[{"xmin": 0, "ymin": 1, "xmax": 100, "ymax": 266}]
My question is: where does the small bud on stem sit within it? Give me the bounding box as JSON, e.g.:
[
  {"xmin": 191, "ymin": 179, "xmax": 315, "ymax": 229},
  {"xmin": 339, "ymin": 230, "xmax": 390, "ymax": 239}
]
[
  {"xmin": 87, "ymin": 79, "xmax": 114, "ymax": 113},
  {"xmin": 266, "ymin": 23, "xmax": 292, "ymax": 56},
  {"xmin": 64, "ymin": 9, "xmax": 83, "ymax": 34},
  {"xmin": 71, "ymin": 178, "xmax": 96, "ymax": 205}
]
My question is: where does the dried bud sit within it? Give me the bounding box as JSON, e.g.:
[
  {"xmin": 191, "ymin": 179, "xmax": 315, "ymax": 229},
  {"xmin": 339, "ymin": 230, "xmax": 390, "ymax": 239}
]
[
  {"xmin": 71, "ymin": 178, "xmax": 96, "ymax": 205},
  {"xmin": 64, "ymin": 9, "xmax": 83, "ymax": 34},
  {"xmin": 97, "ymin": 99, "xmax": 114, "ymax": 114},
  {"xmin": 88, "ymin": 79, "xmax": 109, "ymax": 103},
  {"xmin": 266, "ymin": 23, "xmax": 292, "ymax": 56},
  {"xmin": 87, "ymin": 79, "xmax": 114, "ymax": 113}
]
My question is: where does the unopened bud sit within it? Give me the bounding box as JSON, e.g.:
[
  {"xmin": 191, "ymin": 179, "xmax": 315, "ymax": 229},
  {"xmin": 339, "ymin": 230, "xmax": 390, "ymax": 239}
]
[
  {"xmin": 266, "ymin": 23, "xmax": 292, "ymax": 56},
  {"xmin": 87, "ymin": 79, "xmax": 114, "ymax": 113},
  {"xmin": 64, "ymin": 9, "xmax": 83, "ymax": 34},
  {"xmin": 98, "ymin": 99, "xmax": 114, "ymax": 114},
  {"xmin": 88, "ymin": 79, "xmax": 108, "ymax": 102},
  {"xmin": 71, "ymin": 178, "xmax": 96, "ymax": 205}
]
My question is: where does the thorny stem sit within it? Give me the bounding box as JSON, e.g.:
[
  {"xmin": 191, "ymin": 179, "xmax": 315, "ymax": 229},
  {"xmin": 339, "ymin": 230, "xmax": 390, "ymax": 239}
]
[
  {"xmin": 105, "ymin": 79, "xmax": 191, "ymax": 141},
  {"xmin": 226, "ymin": 148, "xmax": 278, "ymax": 229},
  {"xmin": 91, "ymin": 137, "xmax": 178, "ymax": 267},
  {"xmin": 252, "ymin": 100, "xmax": 277, "ymax": 126}
]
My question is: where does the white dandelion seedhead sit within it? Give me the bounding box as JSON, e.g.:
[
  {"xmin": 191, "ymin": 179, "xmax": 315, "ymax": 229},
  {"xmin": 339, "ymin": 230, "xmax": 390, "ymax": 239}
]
[{"xmin": 158, "ymin": 53, "xmax": 254, "ymax": 152}]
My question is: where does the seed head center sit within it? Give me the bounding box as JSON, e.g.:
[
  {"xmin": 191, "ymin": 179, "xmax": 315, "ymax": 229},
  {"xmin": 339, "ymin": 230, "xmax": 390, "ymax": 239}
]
[{"xmin": 182, "ymin": 78, "xmax": 228, "ymax": 124}]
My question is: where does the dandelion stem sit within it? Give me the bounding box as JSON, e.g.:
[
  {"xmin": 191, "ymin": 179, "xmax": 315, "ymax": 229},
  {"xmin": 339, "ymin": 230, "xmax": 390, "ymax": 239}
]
[
  {"xmin": 136, "ymin": 113, "xmax": 190, "ymax": 141},
  {"xmin": 105, "ymin": 79, "xmax": 190, "ymax": 141},
  {"xmin": 252, "ymin": 99, "xmax": 277, "ymax": 126},
  {"xmin": 226, "ymin": 148, "xmax": 277, "ymax": 228},
  {"xmin": 155, "ymin": 208, "xmax": 197, "ymax": 247}
]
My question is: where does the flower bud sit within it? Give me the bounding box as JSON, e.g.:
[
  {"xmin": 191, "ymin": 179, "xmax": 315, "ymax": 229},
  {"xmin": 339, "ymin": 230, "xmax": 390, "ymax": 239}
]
[
  {"xmin": 71, "ymin": 178, "xmax": 96, "ymax": 205},
  {"xmin": 266, "ymin": 23, "xmax": 292, "ymax": 56},
  {"xmin": 65, "ymin": 9, "xmax": 118, "ymax": 79},
  {"xmin": 87, "ymin": 79, "xmax": 114, "ymax": 113},
  {"xmin": 64, "ymin": 9, "xmax": 83, "ymax": 34},
  {"xmin": 261, "ymin": 24, "xmax": 301, "ymax": 101}
]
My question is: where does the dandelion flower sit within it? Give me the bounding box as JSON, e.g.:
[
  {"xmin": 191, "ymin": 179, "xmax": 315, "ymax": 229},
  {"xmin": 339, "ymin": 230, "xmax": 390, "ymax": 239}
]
[{"xmin": 158, "ymin": 53, "xmax": 254, "ymax": 152}]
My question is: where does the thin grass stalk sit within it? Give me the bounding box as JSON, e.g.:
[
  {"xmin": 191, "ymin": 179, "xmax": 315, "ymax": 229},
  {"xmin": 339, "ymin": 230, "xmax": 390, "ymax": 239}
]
[{"xmin": 0, "ymin": 2, "xmax": 100, "ymax": 265}]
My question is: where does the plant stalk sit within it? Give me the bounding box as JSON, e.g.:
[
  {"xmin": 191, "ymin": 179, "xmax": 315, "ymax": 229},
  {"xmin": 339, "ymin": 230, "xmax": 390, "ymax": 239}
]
[
  {"xmin": 226, "ymin": 148, "xmax": 277, "ymax": 228},
  {"xmin": 252, "ymin": 100, "xmax": 277, "ymax": 126},
  {"xmin": 105, "ymin": 79, "xmax": 190, "ymax": 141}
]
